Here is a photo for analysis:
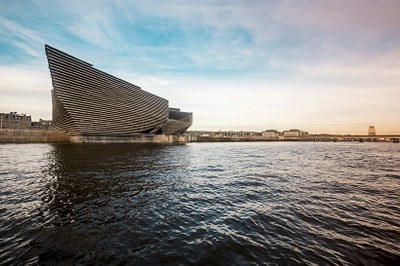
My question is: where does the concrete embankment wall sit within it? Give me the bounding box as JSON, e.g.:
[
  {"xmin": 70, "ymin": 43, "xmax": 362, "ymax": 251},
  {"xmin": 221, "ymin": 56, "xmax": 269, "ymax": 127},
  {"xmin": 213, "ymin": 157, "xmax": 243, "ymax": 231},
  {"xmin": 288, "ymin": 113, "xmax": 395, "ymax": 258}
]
[
  {"xmin": 0, "ymin": 129, "xmax": 70, "ymax": 143},
  {"xmin": 0, "ymin": 129, "xmax": 189, "ymax": 144},
  {"xmin": 70, "ymin": 134, "xmax": 188, "ymax": 144}
]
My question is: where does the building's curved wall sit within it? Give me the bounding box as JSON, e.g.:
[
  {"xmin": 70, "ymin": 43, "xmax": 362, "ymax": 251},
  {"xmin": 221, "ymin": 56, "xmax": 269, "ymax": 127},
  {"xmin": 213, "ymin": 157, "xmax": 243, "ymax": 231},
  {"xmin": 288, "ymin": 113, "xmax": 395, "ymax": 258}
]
[{"xmin": 46, "ymin": 45, "xmax": 169, "ymax": 136}]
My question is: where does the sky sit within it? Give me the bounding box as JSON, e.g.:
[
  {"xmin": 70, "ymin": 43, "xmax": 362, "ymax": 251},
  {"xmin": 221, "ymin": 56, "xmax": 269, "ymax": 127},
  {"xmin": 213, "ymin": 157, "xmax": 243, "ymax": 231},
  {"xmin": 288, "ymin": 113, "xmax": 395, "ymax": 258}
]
[{"xmin": 1, "ymin": 0, "xmax": 400, "ymax": 134}]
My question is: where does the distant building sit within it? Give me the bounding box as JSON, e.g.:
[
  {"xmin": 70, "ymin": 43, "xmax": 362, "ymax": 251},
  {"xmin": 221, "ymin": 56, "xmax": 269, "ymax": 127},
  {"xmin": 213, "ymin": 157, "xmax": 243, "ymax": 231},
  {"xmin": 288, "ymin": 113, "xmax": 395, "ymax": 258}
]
[
  {"xmin": 283, "ymin": 129, "xmax": 300, "ymax": 137},
  {"xmin": 210, "ymin": 131, "xmax": 257, "ymax": 137},
  {"xmin": 368, "ymin": 125, "xmax": 376, "ymax": 136},
  {"xmin": 31, "ymin": 119, "xmax": 53, "ymax": 130},
  {"xmin": 188, "ymin": 128, "xmax": 310, "ymax": 140},
  {"xmin": 0, "ymin": 112, "xmax": 32, "ymax": 129},
  {"xmin": 282, "ymin": 129, "xmax": 309, "ymax": 137},
  {"xmin": 261, "ymin": 129, "xmax": 280, "ymax": 138}
]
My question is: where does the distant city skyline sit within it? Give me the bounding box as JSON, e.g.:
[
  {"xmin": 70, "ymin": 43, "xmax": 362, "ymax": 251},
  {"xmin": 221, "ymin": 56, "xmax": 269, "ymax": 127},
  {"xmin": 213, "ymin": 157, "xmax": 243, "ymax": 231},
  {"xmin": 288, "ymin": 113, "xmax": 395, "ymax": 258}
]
[{"xmin": 1, "ymin": 0, "xmax": 400, "ymax": 134}]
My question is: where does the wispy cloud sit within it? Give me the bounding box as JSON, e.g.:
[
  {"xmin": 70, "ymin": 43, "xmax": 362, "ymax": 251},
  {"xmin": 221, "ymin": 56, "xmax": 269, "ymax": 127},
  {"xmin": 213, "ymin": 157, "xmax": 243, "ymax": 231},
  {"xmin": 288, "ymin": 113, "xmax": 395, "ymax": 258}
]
[
  {"xmin": 0, "ymin": 16, "xmax": 45, "ymax": 60},
  {"xmin": 0, "ymin": 64, "xmax": 52, "ymax": 119},
  {"xmin": 0, "ymin": 0, "xmax": 399, "ymax": 133},
  {"xmin": 0, "ymin": 16, "xmax": 45, "ymax": 44},
  {"xmin": 62, "ymin": 3, "xmax": 121, "ymax": 48}
]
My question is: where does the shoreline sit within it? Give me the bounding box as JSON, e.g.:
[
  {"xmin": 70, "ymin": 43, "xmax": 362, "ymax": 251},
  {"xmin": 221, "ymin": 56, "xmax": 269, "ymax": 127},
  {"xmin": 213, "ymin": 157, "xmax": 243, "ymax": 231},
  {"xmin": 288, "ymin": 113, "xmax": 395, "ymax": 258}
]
[
  {"xmin": 188, "ymin": 135, "xmax": 400, "ymax": 143},
  {"xmin": 0, "ymin": 129, "xmax": 399, "ymax": 144}
]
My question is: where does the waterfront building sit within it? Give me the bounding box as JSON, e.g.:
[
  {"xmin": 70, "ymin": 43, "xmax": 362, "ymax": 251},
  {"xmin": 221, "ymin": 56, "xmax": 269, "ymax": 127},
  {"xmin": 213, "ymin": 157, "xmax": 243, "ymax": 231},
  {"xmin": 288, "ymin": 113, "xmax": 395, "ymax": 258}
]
[
  {"xmin": 283, "ymin": 129, "xmax": 301, "ymax": 137},
  {"xmin": 31, "ymin": 119, "xmax": 53, "ymax": 130},
  {"xmin": 261, "ymin": 129, "xmax": 280, "ymax": 138},
  {"xmin": 0, "ymin": 112, "xmax": 32, "ymax": 129},
  {"xmin": 45, "ymin": 45, "xmax": 192, "ymax": 137},
  {"xmin": 215, "ymin": 131, "xmax": 258, "ymax": 137},
  {"xmin": 283, "ymin": 129, "xmax": 309, "ymax": 138}
]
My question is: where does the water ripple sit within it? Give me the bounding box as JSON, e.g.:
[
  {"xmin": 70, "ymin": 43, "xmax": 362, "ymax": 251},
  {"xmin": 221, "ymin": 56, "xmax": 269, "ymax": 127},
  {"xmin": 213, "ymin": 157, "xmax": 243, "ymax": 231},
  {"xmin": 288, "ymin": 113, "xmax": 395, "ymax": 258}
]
[{"xmin": 0, "ymin": 142, "xmax": 399, "ymax": 265}]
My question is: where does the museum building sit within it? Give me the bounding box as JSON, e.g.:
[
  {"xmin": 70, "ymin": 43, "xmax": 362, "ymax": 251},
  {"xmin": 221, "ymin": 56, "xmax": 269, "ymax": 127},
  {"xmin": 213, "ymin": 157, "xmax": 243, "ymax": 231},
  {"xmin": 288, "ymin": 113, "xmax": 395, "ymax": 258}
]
[{"xmin": 45, "ymin": 45, "xmax": 192, "ymax": 137}]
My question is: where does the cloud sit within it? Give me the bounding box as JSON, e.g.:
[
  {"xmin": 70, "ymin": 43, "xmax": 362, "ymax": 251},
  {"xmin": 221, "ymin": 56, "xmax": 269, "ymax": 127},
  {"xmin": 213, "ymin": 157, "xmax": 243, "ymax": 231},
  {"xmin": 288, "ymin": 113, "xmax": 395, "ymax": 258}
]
[
  {"xmin": 0, "ymin": 64, "xmax": 52, "ymax": 120},
  {"xmin": 0, "ymin": 16, "xmax": 46, "ymax": 59},
  {"xmin": 274, "ymin": 0, "xmax": 400, "ymax": 33},
  {"xmin": 65, "ymin": 6, "xmax": 121, "ymax": 48},
  {"xmin": 0, "ymin": 16, "xmax": 45, "ymax": 44},
  {"xmin": 13, "ymin": 41, "xmax": 42, "ymax": 58},
  {"xmin": 1, "ymin": 0, "xmax": 399, "ymax": 133},
  {"xmin": 108, "ymin": 0, "xmax": 400, "ymax": 80}
]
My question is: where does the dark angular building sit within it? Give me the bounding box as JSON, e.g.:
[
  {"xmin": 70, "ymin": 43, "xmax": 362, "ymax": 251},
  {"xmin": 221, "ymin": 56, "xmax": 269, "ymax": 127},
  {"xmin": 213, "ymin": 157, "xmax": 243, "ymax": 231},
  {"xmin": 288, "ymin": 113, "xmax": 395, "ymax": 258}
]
[{"xmin": 45, "ymin": 45, "xmax": 192, "ymax": 137}]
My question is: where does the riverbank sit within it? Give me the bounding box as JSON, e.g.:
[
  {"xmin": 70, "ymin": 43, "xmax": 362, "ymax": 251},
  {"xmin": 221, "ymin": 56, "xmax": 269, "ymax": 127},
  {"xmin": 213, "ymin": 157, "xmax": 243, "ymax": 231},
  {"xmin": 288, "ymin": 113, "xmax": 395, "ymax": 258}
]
[
  {"xmin": 1, "ymin": 129, "xmax": 398, "ymax": 144},
  {"xmin": 188, "ymin": 135, "xmax": 400, "ymax": 143}
]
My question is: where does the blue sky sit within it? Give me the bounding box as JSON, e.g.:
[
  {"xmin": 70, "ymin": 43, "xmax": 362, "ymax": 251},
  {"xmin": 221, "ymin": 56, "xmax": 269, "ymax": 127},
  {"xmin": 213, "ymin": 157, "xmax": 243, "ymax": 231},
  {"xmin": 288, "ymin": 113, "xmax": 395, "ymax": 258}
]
[{"xmin": 1, "ymin": 0, "xmax": 400, "ymax": 134}]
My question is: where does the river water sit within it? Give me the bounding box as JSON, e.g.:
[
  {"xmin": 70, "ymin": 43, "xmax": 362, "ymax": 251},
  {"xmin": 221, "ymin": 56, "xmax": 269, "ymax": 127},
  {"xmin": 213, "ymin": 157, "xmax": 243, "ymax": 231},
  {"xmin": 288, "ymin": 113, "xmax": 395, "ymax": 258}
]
[{"xmin": 0, "ymin": 142, "xmax": 399, "ymax": 265}]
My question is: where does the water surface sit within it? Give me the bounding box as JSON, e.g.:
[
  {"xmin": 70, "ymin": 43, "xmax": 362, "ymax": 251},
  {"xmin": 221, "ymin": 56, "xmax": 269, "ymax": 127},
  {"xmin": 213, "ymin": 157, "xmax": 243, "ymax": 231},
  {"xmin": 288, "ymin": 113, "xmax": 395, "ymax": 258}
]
[{"xmin": 1, "ymin": 142, "xmax": 399, "ymax": 265}]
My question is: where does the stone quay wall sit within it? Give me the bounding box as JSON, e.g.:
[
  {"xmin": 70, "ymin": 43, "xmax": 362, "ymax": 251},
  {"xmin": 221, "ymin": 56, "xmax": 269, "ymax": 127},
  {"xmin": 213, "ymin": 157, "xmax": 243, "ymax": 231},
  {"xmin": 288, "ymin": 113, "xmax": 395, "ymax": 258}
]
[
  {"xmin": 0, "ymin": 129, "xmax": 70, "ymax": 143},
  {"xmin": 69, "ymin": 134, "xmax": 188, "ymax": 144},
  {"xmin": 0, "ymin": 129, "xmax": 188, "ymax": 144}
]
